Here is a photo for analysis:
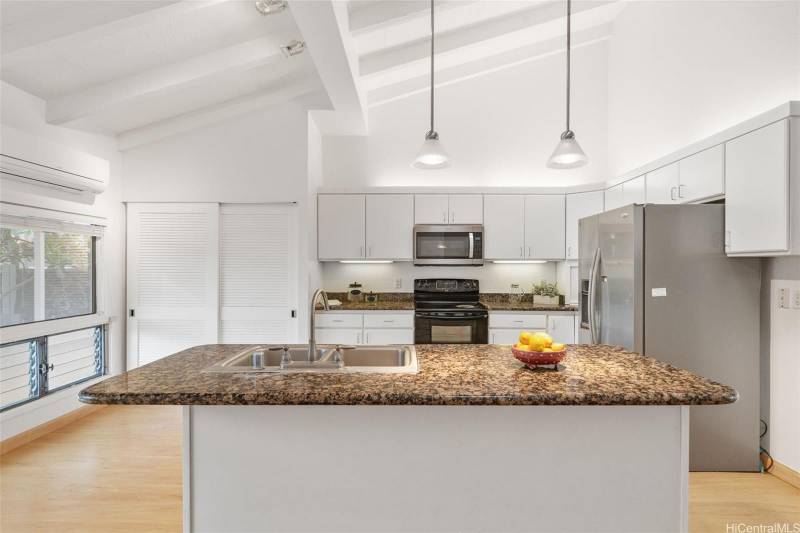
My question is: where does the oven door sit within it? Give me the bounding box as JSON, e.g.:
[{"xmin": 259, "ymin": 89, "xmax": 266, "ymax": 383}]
[
  {"xmin": 414, "ymin": 312, "xmax": 489, "ymax": 344},
  {"xmin": 414, "ymin": 225, "xmax": 483, "ymax": 265}
]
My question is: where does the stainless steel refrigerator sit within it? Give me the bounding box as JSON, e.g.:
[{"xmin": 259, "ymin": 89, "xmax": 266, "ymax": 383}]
[{"xmin": 578, "ymin": 204, "xmax": 761, "ymax": 471}]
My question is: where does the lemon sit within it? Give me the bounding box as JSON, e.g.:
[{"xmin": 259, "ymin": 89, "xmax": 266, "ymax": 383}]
[
  {"xmin": 528, "ymin": 338, "xmax": 546, "ymax": 352},
  {"xmin": 519, "ymin": 331, "xmax": 533, "ymax": 344},
  {"xmin": 551, "ymin": 343, "xmax": 565, "ymax": 351},
  {"xmin": 542, "ymin": 347, "xmax": 553, "ymax": 353},
  {"xmin": 531, "ymin": 332, "xmax": 553, "ymax": 348}
]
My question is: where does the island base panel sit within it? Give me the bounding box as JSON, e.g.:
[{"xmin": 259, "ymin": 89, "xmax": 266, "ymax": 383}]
[{"xmin": 184, "ymin": 405, "xmax": 689, "ymax": 533}]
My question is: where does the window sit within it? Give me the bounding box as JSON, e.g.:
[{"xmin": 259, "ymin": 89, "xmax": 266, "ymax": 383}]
[
  {"xmin": 0, "ymin": 212, "xmax": 106, "ymax": 411},
  {"xmin": 0, "ymin": 325, "xmax": 105, "ymax": 411},
  {"xmin": 1, "ymin": 225, "xmax": 95, "ymax": 327}
]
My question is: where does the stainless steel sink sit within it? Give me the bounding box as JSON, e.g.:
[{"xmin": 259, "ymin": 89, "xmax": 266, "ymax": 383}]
[{"xmin": 204, "ymin": 344, "xmax": 418, "ymax": 374}]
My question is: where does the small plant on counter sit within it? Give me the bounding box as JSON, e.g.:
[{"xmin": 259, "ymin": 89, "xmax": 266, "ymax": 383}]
[{"xmin": 531, "ymin": 281, "xmax": 564, "ymax": 306}]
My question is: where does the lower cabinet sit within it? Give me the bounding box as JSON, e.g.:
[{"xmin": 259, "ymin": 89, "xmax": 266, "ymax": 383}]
[
  {"xmin": 315, "ymin": 311, "xmax": 414, "ymax": 345},
  {"xmin": 489, "ymin": 312, "xmax": 576, "ymax": 345}
]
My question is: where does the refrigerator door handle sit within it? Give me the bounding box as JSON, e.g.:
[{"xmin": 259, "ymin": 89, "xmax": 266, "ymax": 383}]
[{"xmin": 588, "ymin": 248, "xmax": 601, "ymax": 344}]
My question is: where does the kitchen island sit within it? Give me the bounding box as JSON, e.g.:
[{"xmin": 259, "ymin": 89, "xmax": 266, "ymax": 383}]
[{"xmin": 81, "ymin": 344, "xmax": 736, "ymax": 533}]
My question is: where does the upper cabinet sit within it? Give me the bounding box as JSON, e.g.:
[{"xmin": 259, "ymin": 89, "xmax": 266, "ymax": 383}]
[
  {"xmin": 565, "ymin": 191, "xmax": 604, "ymax": 259},
  {"xmin": 646, "ymin": 146, "xmax": 724, "ymax": 205},
  {"xmin": 524, "ymin": 195, "xmax": 565, "ymax": 260},
  {"xmin": 318, "ymin": 195, "xmax": 366, "ymax": 260},
  {"xmin": 484, "ymin": 195, "xmax": 525, "ymax": 259},
  {"xmin": 725, "ymin": 119, "xmax": 796, "ymax": 256},
  {"xmin": 318, "ymin": 194, "xmax": 413, "ymax": 260},
  {"xmin": 414, "ymin": 194, "xmax": 483, "ymax": 224},
  {"xmin": 366, "ymin": 195, "xmax": 414, "ymax": 260},
  {"xmin": 484, "ymin": 195, "xmax": 565, "ymax": 260},
  {"xmin": 605, "ymin": 176, "xmax": 645, "ymax": 211},
  {"xmin": 678, "ymin": 145, "xmax": 724, "ymax": 203}
]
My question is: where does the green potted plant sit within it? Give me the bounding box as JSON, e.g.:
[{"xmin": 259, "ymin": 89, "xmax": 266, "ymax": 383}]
[{"xmin": 531, "ymin": 281, "xmax": 564, "ymax": 306}]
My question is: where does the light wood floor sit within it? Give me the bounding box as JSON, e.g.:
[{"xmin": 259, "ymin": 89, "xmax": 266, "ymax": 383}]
[{"xmin": 1, "ymin": 406, "xmax": 799, "ymax": 532}]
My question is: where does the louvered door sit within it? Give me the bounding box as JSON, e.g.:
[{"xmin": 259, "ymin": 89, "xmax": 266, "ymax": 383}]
[
  {"xmin": 127, "ymin": 203, "xmax": 219, "ymax": 368},
  {"xmin": 219, "ymin": 204, "xmax": 297, "ymax": 344}
]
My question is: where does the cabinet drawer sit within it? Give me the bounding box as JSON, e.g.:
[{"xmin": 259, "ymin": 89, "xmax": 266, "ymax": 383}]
[
  {"xmin": 315, "ymin": 313, "xmax": 363, "ymax": 328},
  {"xmin": 363, "ymin": 328, "xmax": 414, "ymax": 345},
  {"xmin": 489, "ymin": 313, "xmax": 547, "ymax": 329},
  {"xmin": 315, "ymin": 328, "xmax": 362, "ymax": 345},
  {"xmin": 363, "ymin": 313, "xmax": 414, "ymax": 329}
]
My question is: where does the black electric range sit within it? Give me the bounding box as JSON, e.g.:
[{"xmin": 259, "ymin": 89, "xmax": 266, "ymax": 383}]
[{"xmin": 413, "ymin": 279, "xmax": 488, "ymax": 344}]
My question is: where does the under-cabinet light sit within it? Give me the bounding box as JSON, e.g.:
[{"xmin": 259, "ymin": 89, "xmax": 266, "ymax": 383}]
[
  {"xmin": 339, "ymin": 260, "xmax": 394, "ymax": 264},
  {"xmin": 491, "ymin": 260, "xmax": 548, "ymax": 264}
]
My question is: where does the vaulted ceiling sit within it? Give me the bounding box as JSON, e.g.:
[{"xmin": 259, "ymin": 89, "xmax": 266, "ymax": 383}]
[{"xmin": 0, "ymin": 0, "xmax": 620, "ymax": 147}]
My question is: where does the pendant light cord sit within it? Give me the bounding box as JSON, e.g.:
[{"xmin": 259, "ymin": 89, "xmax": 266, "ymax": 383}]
[
  {"xmin": 565, "ymin": 0, "xmax": 571, "ymax": 132},
  {"xmin": 430, "ymin": 0, "xmax": 435, "ymax": 134}
]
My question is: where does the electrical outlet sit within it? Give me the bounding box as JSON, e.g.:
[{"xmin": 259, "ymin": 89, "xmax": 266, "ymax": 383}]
[
  {"xmin": 394, "ymin": 278, "xmax": 402, "ymax": 289},
  {"xmin": 778, "ymin": 288, "xmax": 789, "ymax": 309}
]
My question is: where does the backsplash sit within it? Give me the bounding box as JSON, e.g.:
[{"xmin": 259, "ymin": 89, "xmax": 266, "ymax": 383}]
[{"xmin": 320, "ymin": 262, "xmax": 557, "ymax": 293}]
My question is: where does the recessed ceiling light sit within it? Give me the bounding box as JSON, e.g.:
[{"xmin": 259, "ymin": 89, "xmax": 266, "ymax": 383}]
[
  {"xmin": 255, "ymin": 0, "xmax": 287, "ymax": 15},
  {"xmin": 280, "ymin": 40, "xmax": 306, "ymax": 57}
]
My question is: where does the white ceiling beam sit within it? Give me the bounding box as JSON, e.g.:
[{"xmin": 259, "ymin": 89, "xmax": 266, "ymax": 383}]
[
  {"xmin": 348, "ymin": 0, "xmax": 463, "ymax": 34},
  {"xmin": 1, "ymin": 0, "xmax": 227, "ymax": 71},
  {"xmin": 46, "ymin": 34, "xmax": 296, "ymax": 125},
  {"xmin": 367, "ymin": 24, "xmax": 611, "ymax": 107},
  {"xmin": 361, "ymin": 1, "xmax": 619, "ymax": 91},
  {"xmin": 291, "ymin": 0, "xmax": 368, "ymax": 133},
  {"xmin": 117, "ymin": 74, "xmax": 322, "ymax": 151}
]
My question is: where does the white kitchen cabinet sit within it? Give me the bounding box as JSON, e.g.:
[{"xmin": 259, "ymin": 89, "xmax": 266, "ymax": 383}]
[
  {"xmin": 366, "ymin": 194, "xmax": 413, "ymax": 260},
  {"xmin": 318, "ymin": 195, "xmax": 365, "ymax": 260},
  {"xmin": 604, "ymin": 183, "xmax": 625, "ymax": 211},
  {"xmin": 678, "ymin": 145, "xmax": 724, "ymax": 203},
  {"xmin": 363, "ymin": 328, "xmax": 414, "ymax": 345},
  {"xmin": 725, "ymin": 119, "xmax": 793, "ymax": 255},
  {"xmin": 363, "ymin": 313, "xmax": 414, "ymax": 329},
  {"xmin": 524, "ymin": 195, "xmax": 565, "ymax": 260},
  {"xmin": 414, "ymin": 194, "xmax": 449, "ymax": 224},
  {"xmin": 415, "ymin": 194, "xmax": 482, "ymax": 224},
  {"xmin": 489, "ymin": 329, "xmax": 525, "ymax": 344},
  {"xmin": 547, "ymin": 315, "xmax": 575, "ymax": 344},
  {"xmin": 449, "ymin": 195, "xmax": 483, "ymax": 224},
  {"xmin": 489, "ymin": 313, "xmax": 547, "ymax": 329},
  {"xmin": 565, "ymin": 191, "xmax": 604, "ymax": 259},
  {"xmin": 624, "ymin": 175, "xmax": 646, "ymax": 205},
  {"xmin": 484, "ymin": 195, "xmax": 525, "ymax": 259},
  {"xmin": 646, "ymin": 163, "xmax": 679, "ymax": 204},
  {"xmin": 315, "ymin": 328, "xmax": 362, "ymax": 345}
]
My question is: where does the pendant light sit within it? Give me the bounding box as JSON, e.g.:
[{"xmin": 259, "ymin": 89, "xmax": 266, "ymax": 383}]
[
  {"xmin": 547, "ymin": 0, "xmax": 588, "ymax": 169},
  {"xmin": 413, "ymin": 0, "xmax": 450, "ymax": 169}
]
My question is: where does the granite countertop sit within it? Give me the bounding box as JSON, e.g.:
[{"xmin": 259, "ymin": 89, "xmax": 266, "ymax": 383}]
[
  {"xmin": 317, "ymin": 292, "xmax": 576, "ymax": 312},
  {"xmin": 80, "ymin": 344, "xmax": 737, "ymax": 407}
]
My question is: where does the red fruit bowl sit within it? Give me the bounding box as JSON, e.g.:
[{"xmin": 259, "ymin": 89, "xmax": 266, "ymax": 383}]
[{"xmin": 512, "ymin": 346, "xmax": 566, "ymax": 368}]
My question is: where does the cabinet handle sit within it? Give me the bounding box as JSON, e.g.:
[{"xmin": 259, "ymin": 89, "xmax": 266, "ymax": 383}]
[
  {"xmin": 368, "ymin": 246, "xmax": 372, "ymax": 257},
  {"xmin": 520, "ymin": 246, "xmax": 523, "ymax": 258},
  {"xmin": 670, "ymin": 187, "xmax": 677, "ymax": 201},
  {"xmin": 725, "ymin": 230, "xmax": 731, "ymax": 249},
  {"xmin": 568, "ymin": 245, "xmax": 572, "ymax": 257},
  {"xmin": 442, "ymin": 212, "xmax": 447, "ymax": 223},
  {"xmin": 451, "ymin": 210, "xmax": 455, "ymax": 223},
  {"xmin": 366, "ymin": 332, "xmax": 370, "ymax": 344},
  {"xmin": 527, "ymin": 246, "xmax": 532, "ymax": 257},
  {"xmin": 678, "ymin": 184, "xmax": 686, "ymax": 199},
  {"xmin": 360, "ymin": 246, "xmax": 364, "ymax": 257},
  {"xmin": 383, "ymin": 320, "xmax": 394, "ymax": 323}
]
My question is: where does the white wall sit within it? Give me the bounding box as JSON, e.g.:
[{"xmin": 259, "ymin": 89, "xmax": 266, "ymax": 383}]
[
  {"xmin": 323, "ymin": 41, "xmax": 608, "ymax": 189},
  {"xmin": 607, "ymin": 1, "xmax": 800, "ymax": 176},
  {"xmin": 122, "ymin": 92, "xmax": 330, "ymax": 344},
  {"xmin": 321, "ymin": 262, "xmax": 556, "ymax": 294},
  {"xmin": 0, "ymin": 80, "xmax": 126, "ymax": 438}
]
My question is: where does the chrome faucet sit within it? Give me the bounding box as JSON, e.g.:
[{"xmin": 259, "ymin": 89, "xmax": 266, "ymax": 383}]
[{"xmin": 308, "ymin": 289, "xmax": 329, "ymax": 363}]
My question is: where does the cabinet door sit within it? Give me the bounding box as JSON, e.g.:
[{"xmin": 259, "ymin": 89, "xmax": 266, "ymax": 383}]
[
  {"xmin": 366, "ymin": 194, "xmax": 413, "ymax": 260},
  {"xmin": 524, "ymin": 195, "xmax": 565, "ymax": 259},
  {"xmin": 363, "ymin": 328, "xmax": 414, "ymax": 345},
  {"xmin": 414, "ymin": 194, "xmax": 449, "ymax": 224},
  {"xmin": 725, "ymin": 120, "xmax": 789, "ymax": 254},
  {"xmin": 623, "ymin": 175, "xmax": 646, "ymax": 205},
  {"xmin": 484, "ymin": 195, "xmax": 525, "ymax": 259},
  {"xmin": 604, "ymin": 184, "xmax": 625, "ymax": 211},
  {"xmin": 318, "ymin": 195, "xmax": 365, "ymax": 260},
  {"xmin": 489, "ymin": 329, "xmax": 524, "ymax": 344},
  {"xmin": 566, "ymin": 191, "xmax": 603, "ymax": 259},
  {"xmin": 646, "ymin": 163, "xmax": 679, "ymax": 204},
  {"xmin": 449, "ymin": 194, "xmax": 483, "ymax": 224},
  {"xmin": 315, "ymin": 328, "xmax": 362, "ymax": 345},
  {"xmin": 678, "ymin": 145, "xmax": 724, "ymax": 203},
  {"xmin": 547, "ymin": 315, "xmax": 575, "ymax": 344}
]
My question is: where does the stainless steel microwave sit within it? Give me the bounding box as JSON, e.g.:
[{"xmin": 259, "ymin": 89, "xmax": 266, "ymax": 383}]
[{"xmin": 413, "ymin": 225, "xmax": 484, "ymax": 266}]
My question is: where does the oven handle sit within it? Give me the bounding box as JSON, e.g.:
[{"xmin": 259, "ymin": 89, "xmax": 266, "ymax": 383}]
[
  {"xmin": 468, "ymin": 232, "xmax": 474, "ymax": 259},
  {"xmin": 415, "ymin": 313, "xmax": 488, "ymax": 320}
]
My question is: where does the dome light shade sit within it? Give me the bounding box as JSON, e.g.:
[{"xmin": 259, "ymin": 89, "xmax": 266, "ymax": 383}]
[
  {"xmin": 413, "ymin": 132, "xmax": 450, "ymax": 169},
  {"xmin": 547, "ymin": 130, "xmax": 587, "ymax": 169}
]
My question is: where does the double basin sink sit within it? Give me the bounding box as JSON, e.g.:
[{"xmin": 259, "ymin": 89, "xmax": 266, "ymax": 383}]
[{"xmin": 205, "ymin": 344, "xmax": 418, "ymax": 374}]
